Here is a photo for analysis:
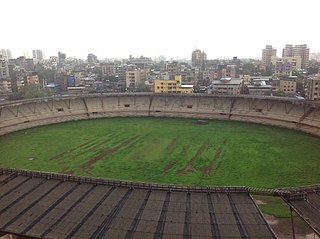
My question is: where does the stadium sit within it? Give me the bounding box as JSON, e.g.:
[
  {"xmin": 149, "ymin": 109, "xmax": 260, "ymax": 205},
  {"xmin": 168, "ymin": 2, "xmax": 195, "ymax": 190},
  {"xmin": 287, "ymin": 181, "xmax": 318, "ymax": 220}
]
[{"xmin": 0, "ymin": 93, "xmax": 320, "ymax": 239}]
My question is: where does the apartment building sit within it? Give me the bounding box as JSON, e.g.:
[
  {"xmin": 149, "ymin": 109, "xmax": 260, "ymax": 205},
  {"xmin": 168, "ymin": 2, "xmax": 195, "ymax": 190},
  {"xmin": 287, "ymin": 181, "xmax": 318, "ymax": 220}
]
[
  {"xmin": 32, "ymin": 50, "xmax": 44, "ymax": 61},
  {"xmin": 262, "ymin": 45, "xmax": 277, "ymax": 65},
  {"xmin": 0, "ymin": 49, "xmax": 12, "ymax": 61},
  {"xmin": 191, "ymin": 49, "xmax": 207, "ymax": 69},
  {"xmin": 282, "ymin": 44, "xmax": 309, "ymax": 69},
  {"xmin": 154, "ymin": 75, "xmax": 193, "ymax": 94},
  {"xmin": 0, "ymin": 79, "xmax": 12, "ymax": 94},
  {"xmin": 26, "ymin": 74, "xmax": 40, "ymax": 85},
  {"xmin": 304, "ymin": 75, "xmax": 320, "ymax": 100},
  {"xmin": 0, "ymin": 56, "xmax": 10, "ymax": 79},
  {"xmin": 165, "ymin": 61, "xmax": 180, "ymax": 79},
  {"xmin": 279, "ymin": 78, "xmax": 297, "ymax": 95},
  {"xmin": 87, "ymin": 54, "xmax": 98, "ymax": 64},
  {"xmin": 101, "ymin": 63, "xmax": 117, "ymax": 77},
  {"xmin": 271, "ymin": 56, "xmax": 302, "ymax": 75},
  {"xmin": 125, "ymin": 68, "xmax": 147, "ymax": 89}
]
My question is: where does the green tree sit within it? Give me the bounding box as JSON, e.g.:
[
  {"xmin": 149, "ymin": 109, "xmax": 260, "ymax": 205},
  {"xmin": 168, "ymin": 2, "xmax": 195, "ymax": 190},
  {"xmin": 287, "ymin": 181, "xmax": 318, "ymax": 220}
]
[
  {"xmin": 8, "ymin": 84, "xmax": 49, "ymax": 100},
  {"xmin": 135, "ymin": 82, "xmax": 151, "ymax": 92},
  {"xmin": 36, "ymin": 66, "xmax": 56, "ymax": 82}
]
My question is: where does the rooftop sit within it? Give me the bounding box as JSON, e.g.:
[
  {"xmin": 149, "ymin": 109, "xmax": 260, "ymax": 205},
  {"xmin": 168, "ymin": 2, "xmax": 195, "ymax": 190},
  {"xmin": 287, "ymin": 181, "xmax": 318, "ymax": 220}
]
[{"xmin": 0, "ymin": 168, "xmax": 276, "ymax": 239}]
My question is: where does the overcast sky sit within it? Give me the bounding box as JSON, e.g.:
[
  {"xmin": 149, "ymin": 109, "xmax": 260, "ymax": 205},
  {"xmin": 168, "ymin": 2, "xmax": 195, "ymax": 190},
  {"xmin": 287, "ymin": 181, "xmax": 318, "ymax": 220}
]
[{"xmin": 2, "ymin": 0, "xmax": 319, "ymax": 60}]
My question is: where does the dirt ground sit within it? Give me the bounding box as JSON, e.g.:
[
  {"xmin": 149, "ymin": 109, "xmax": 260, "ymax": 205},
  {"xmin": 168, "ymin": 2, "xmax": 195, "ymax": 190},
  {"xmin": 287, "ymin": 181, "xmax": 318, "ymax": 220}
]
[
  {"xmin": 265, "ymin": 214, "xmax": 319, "ymax": 239},
  {"xmin": 254, "ymin": 196, "xmax": 319, "ymax": 239}
]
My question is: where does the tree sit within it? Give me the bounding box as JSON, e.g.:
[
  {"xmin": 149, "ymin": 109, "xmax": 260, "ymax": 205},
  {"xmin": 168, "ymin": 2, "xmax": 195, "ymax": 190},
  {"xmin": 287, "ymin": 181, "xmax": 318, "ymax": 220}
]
[
  {"xmin": 135, "ymin": 82, "xmax": 151, "ymax": 92},
  {"xmin": 36, "ymin": 66, "xmax": 55, "ymax": 82},
  {"xmin": 8, "ymin": 84, "xmax": 49, "ymax": 100}
]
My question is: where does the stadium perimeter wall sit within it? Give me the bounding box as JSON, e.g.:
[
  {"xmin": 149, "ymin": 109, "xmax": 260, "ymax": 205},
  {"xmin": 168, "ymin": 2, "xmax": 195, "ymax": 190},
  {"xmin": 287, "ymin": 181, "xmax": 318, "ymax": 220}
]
[{"xmin": 1, "ymin": 93, "xmax": 320, "ymax": 136}]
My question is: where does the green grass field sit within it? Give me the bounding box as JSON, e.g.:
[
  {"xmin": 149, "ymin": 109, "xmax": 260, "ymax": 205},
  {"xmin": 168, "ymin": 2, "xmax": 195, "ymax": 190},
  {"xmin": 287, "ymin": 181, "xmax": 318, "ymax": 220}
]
[{"xmin": 0, "ymin": 117, "xmax": 319, "ymax": 188}]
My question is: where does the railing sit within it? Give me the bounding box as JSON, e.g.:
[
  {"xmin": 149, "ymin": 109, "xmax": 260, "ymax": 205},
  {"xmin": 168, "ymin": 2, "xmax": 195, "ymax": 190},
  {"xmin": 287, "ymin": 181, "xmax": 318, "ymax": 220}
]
[
  {"xmin": 1, "ymin": 167, "xmax": 319, "ymax": 197},
  {"xmin": 0, "ymin": 167, "xmax": 247, "ymax": 193}
]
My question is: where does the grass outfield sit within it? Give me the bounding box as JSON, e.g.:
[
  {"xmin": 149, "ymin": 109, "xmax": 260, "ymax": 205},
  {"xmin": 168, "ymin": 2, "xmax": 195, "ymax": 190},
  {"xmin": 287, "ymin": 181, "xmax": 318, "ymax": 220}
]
[{"xmin": 0, "ymin": 117, "xmax": 319, "ymax": 188}]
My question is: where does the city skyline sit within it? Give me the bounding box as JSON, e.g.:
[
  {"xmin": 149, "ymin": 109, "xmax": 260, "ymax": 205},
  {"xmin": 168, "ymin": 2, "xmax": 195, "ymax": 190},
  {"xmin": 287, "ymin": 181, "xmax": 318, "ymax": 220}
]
[{"xmin": 2, "ymin": 0, "xmax": 320, "ymax": 59}]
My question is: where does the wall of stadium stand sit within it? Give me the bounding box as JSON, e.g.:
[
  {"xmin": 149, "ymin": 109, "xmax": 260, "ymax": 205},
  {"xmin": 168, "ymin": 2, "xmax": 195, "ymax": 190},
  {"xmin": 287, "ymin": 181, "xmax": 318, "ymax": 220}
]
[{"xmin": 0, "ymin": 93, "xmax": 320, "ymax": 136}]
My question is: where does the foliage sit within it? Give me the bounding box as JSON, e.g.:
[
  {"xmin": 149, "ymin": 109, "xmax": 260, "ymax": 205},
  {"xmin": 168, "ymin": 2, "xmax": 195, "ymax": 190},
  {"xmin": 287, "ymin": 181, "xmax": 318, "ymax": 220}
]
[
  {"xmin": 0, "ymin": 117, "xmax": 319, "ymax": 189},
  {"xmin": 135, "ymin": 82, "xmax": 151, "ymax": 92},
  {"xmin": 273, "ymin": 91, "xmax": 286, "ymax": 97},
  {"xmin": 8, "ymin": 84, "xmax": 49, "ymax": 100},
  {"xmin": 35, "ymin": 65, "xmax": 55, "ymax": 81}
]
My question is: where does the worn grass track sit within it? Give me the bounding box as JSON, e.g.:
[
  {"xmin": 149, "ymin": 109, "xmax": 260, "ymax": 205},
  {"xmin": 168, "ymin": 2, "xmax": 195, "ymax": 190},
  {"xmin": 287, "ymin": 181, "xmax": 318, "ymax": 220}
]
[{"xmin": 0, "ymin": 117, "xmax": 319, "ymax": 188}]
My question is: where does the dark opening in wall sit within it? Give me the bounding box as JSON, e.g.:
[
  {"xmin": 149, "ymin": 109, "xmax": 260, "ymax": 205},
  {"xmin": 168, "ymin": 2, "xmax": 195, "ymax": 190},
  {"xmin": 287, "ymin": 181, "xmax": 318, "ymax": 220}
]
[
  {"xmin": 155, "ymin": 110, "xmax": 161, "ymax": 112},
  {"xmin": 92, "ymin": 112, "xmax": 98, "ymax": 115},
  {"xmin": 187, "ymin": 105, "xmax": 193, "ymax": 108},
  {"xmin": 256, "ymin": 109, "xmax": 263, "ymax": 113},
  {"xmin": 56, "ymin": 108, "xmax": 64, "ymax": 112},
  {"xmin": 124, "ymin": 104, "xmax": 130, "ymax": 107},
  {"xmin": 24, "ymin": 120, "xmax": 30, "ymax": 123}
]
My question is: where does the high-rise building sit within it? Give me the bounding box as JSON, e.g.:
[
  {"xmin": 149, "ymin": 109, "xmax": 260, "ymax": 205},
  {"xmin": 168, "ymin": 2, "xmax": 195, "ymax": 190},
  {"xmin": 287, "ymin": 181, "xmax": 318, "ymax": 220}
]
[
  {"xmin": 262, "ymin": 45, "xmax": 277, "ymax": 65},
  {"xmin": 58, "ymin": 52, "xmax": 66, "ymax": 65},
  {"xmin": 0, "ymin": 49, "xmax": 12, "ymax": 60},
  {"xmin": 87, "ymin": 54, "xmax": 98, "ymax": 64},
  {"xmin": 25, "ymin": 58, "xmax": 35, "ymax": 71},
  {"xmin": 0, "ymin": 55, "xmax": 10, "ymax": 79},
  {"xmin": 32, "ymin": 50, "xmax": 44, "ymax": 61},
  {"xmin": 282, "ymin": 44, "xmax": 309, "ymax": 69},
  {"xmin": 191, "ymin": 49, "xmax": 207, "ymax": 69},
  {"xmin": 282, "ymin": 44, "xmax": 293, "ymax": 58},
  {"xmin": 309, "ymin": 53, "xmax": 320, "ymax": 62}
]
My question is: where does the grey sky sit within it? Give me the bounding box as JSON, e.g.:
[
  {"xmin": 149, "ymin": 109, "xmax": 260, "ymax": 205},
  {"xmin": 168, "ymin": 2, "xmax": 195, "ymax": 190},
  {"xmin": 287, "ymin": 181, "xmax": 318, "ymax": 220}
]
[{"xmin": 2, "ymin": 0, "xmax": 319, "ymax": 59}]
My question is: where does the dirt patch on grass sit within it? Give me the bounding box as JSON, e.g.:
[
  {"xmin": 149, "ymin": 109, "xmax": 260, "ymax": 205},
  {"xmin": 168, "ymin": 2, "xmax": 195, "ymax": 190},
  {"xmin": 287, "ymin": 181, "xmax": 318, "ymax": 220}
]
[
  {"xmin": 50, "ymin": 141, "xmax": 93, "ymax": 160},
  {"xmin": 163, "ymin": 144, "xmax": 189, "ymax": 173},
  {"xmin": 80, "ymin": 136, "xmax": 139, "ymax": 171},
  {"xmin": 203, "ymin": 147, "xmax": 221, "ymax": 176},
  {"xmin": 254, "ymin": 196, "xmax": 319, "ymax": 239},
  {"xmin": 167, "ymin": 138, "xmax": 177, "ymax": 151},
  {"xmin": 69, "ymin": 139, "xmax": 110, "ymax": 160},
  {"xmin": 177, "ymin": 143, "xmax": 206, "ymax": 174},
  {"xmin": 163, "ymin": 163, "xmax": 174, "ymax": 173}
]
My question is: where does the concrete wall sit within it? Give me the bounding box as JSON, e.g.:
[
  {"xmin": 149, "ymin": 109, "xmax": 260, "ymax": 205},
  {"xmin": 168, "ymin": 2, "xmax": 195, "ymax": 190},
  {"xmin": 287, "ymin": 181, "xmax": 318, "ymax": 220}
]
[{"xmin": 1, "ymin": 93, "xmax": 320, "ymax": 136}]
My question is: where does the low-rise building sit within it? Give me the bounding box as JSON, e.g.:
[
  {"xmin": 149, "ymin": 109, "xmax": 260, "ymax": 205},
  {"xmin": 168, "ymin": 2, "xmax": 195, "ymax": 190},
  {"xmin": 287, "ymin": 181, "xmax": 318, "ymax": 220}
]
[
  {"xmin": 246, "ymin": 82, "xmax": 272, "ymax": 96},
  {"xmin": 101, "ymin": 63, "xmax": 117, "ymax": 77},
  {"xmin": 279, "ymin": 77, "xmax": 297, "ymax": 95},
  {"xmin": 242, "ymin": 76, "xmax": 272, "ymax": 95},
  {"xmin": 26, "ymin": 74, "xmax": 40, "ymax": 85},
  {"xmin": 207, "ymin": 78, "xmax": 243, "ymax": 95},
  {"xmin": 0, "ymin": 79, "xmax": 12, "ymax": 94},
  {"xmin": 154, "ymin": 75, "xmax": 193, "ymax": 93}
]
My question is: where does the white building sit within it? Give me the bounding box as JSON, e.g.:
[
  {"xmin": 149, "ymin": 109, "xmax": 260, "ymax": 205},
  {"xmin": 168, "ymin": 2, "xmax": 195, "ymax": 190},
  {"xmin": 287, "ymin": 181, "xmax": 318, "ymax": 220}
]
[{"xmin": 207, "ymin": 78, "xmax": 243, "ymax": 95}]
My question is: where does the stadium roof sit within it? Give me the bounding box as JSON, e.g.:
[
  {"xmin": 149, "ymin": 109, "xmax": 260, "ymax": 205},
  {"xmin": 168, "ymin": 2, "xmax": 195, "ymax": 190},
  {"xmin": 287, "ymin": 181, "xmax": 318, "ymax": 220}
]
[
  {"xmin": 282, "ymin": 186, "xmax": 320, "ymax": 237},
  {"xmin": 0, "ymin": 168, "xmax": 277, "ymax": 239}
]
